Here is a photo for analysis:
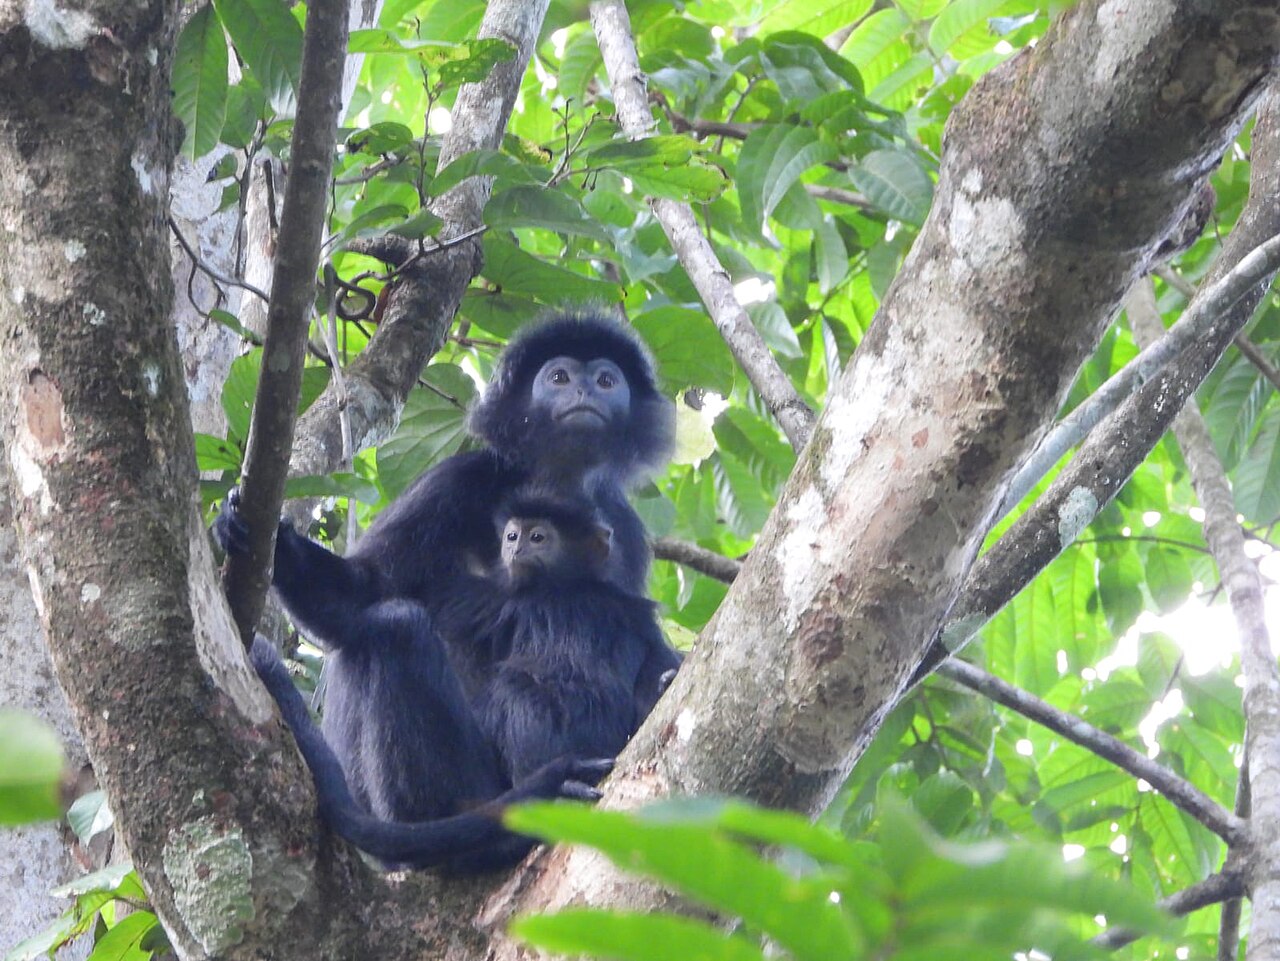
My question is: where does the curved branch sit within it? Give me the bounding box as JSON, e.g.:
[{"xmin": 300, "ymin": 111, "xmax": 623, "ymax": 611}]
[
  {"xmin": 1093, "ymin": 870, "xmax": 1246, "ymax": 950},
  {"xmin": 653, "ymin": 537, "xmax": 742, "ymax": 583},
  {"xmin": 938, "ymin": 659, "xmax": 1246, "ymax": 845}
]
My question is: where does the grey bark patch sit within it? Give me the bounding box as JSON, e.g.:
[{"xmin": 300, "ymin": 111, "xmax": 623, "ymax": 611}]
[
  {"xmin": 1057, "ymin": 486, "xmax": 1099, "ymax": 548},
  {"xmin": 163, "ymin": 817, "xmax": 255, "ymax": 953}
]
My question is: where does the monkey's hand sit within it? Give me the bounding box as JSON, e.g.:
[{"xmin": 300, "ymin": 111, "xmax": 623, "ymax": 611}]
[
  {"xmin": 212, "ymin": 486, "xmax": 296, "ymax": 558},
  {"xmin": 510, "ymin": 757, "xmax": 614, "ymax": 804},
  {"xmin": 212, "ymin": 487, "xmax": 250, "ymax": 556}
]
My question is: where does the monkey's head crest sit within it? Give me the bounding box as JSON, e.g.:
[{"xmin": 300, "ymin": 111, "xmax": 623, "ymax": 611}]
[{"xmin": 469, "ymin": 311, "xmax": 675, "ymax": 484}]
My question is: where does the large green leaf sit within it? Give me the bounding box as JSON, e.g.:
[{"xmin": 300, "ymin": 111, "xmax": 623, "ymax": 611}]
[
  {"xmin": 506, "ymin": 803, "xmax": 863, "ymax": 961},
  {"xmin": 632, "ymin": 306, "xmax": 736, "ymax": 395},
  {"xmin": 375, "ymin": 365, "xmax": 478, "ymax": 500},
  {"xmin": 1233, "ymin": 403, "xmax": 1280, "ymax": 522},
  {"xmin": 848, "ymin": 149, "xmax": 934, "ymax": 224},
  {"xmin": 737, "ymin": 125, "xmax": 838, "ymax": 232},
  {"xmin": 84, "ymin": 911, "xmax": 158, "ymax": 961},
  {"xmin": 580, "ymin": 136, "xmax": 728, "ymax": 204},
  {"xmin": 173, "ymin": 4, "xmax": 229, "ymax": 159},
  {"xmin": 514, "ymin": 910, "xmax": 767, "ymax": 961},
  {"xmin": 759, "ymin": 0, "xmax": 874, "ymax": 35},
  {"xmin": 482, "ymin": 235, "xmax": 622, "ymax": 304},
  {"xmin": 213, "ymin": 0, "xmax": 303, "ymax": 115},
  {"xmin": 929, "ymin": 0, "xmax": 1007, "ymax": 55}
]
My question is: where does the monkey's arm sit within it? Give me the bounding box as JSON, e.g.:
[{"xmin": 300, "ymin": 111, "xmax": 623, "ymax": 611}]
[
  {"xmin": 214, "ymin": 493, "xmax": 382, "ymax": 650},
  {"xmin": 633, "ymin": 621, "xmax": 684, "ymax": 722}
]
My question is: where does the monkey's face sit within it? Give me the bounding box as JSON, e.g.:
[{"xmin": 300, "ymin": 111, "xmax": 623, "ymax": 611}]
[
  {"xmin": 529, "ymin": 356, "xmax": 632, "ymax": 433},
  {"xmin": 502, "ymin": 517, "xmax": 564, "ymax": 586}
]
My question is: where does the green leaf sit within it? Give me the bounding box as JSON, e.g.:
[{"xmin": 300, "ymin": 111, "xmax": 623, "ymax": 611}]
[
  {"xmin": 847, "ymin": 149, "xmax": 933, "ymax": 224},
  {"xmin": 482, "ymin": 234, "xmax": 622, "ymax": 304},
  {"xmin": 1145, "ymin": 547, "xmax": 1193, "ymax": 614},
  {"xmin": 1136, "ymin": 631, "xmax": 1182, "ymax": 698},
  {"xmin": 748, "ymin": 302, "xmax": 804, "ymax": 359},
  {"xmin": 559, "ymin": 29, "xmax": 603, "ymax": 101},
  {"xmin": 376, "ymin": 366, "xmax": 478, "ymax": 500},
  {"xmin": 737, "ymin": 125, "xmax": 838, "ymax": 232},
  {"xmin": 0, "ymin": 709, "xmax": 64, "ymax": 825},
  {"xmin": 632, "ymin": 306, "xmax": 736, "ymax": 395},
  {"xmin": 759, "ymin": 0, "xmax": 874, "ymax": 36},
  {"xmin": 581, "ymin": 136, "xmax": 728, "ymax": 204},
  {"xmin": 194, "ymin": 432, "xmax": 243, "ymax": 473},
  {"xmin": 221, "ymin": 350, "xmax": 330, "ymax": 446},
  {"xmin": 85, "ymin": 911, "xmax": 158, "ymax": 961},
  {"xmin": 1181, "ymin": 671, "xmax": 1244, "ymax": 742},
  {"xmin": 712, "ymin": 450, "xmax": 773, "ymax": 538},
  {"xmin": 513, "ymin": 909, "xmax": 768, "ymax": 961},
  {"xmin": 431, "ymin": 148, "xmax": 546, "ymax": 198},
  {"xmin": 1079, "ymin": 679, "xmax": 1152, "ymax": 732},
  {"xmin": 213, "ymin": 0, "xmax": 303, "ymax": 115},
  {"xmin": 485, "ymin": 186, "xmax": 610, "ymax": 241},
  {"xmin": 50, "ymin": 863, "xmax": 142, "ymax": 899},
  {"xmin": 929, "ymin": 0, "xmax": 1006, "ymax": 55},
  {"xmin": 839, "ymin": 8, "xmax": 910, "ymax": 68},
  {"xmin": 173, "ymin": 4, "xmax": 229, "ymax": 159},
  {"xmin": 506, "ymin": 804, "xmax": 863, "ymax": 961},
  {"xmin": 1233, "ymin": 404, "xmax": 1280, "ymax": 523},
  {"xmin": 3, "ymin": 912, "xmax": 77, "ymax": 961},
  {"xmin": 67, "ymin": 790, "xmax": 113, "ymax": 844},
  {"xmin": 284, "ymin": 473, "xmax": 380, "ymax": 504}
]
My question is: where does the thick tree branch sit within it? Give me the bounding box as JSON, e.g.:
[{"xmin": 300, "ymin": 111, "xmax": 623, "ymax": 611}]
[
  {"xmin": 653, "ymin": 537, "xmax": 742, "ymax": 583},
  {"xmin": 1093, "ymin": 871, "xmax": 1247, "ymax": 951},
  {"xmin": 939, "ymin": 659, "xmax": 1246, "ymax": 844},
  {"xmin": 1129, "ymin": 277, "xmax": 1280, "ymax": 961},
  {"xmin": 288, "ymin": 0, "xmax": 551, "ymax": 479},
  {"xmin": 590, "ymin": 0, "xmax": 817, "ymax": 452},
  {"xmin": 222, "ymin": 1, "xmax": 350, "ymax": 644},
  {"xmin": 911, "ymin": 89, "xmax": 1280, "ymax": 687},
  {"xmin": 999, "ymin": 231, "xmax": 1280, "ymax": 518}
]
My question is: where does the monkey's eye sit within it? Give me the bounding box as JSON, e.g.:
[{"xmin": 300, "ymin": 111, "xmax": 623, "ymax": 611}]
[
  {"xmin": 530, "ymin": 531, "xmax": 545, "ymax": 543},
  {"xmin": 505, "ymin": 531, "xmax": 518, "ymax": 541},
  {"xmin": 549, "ymin": 368, "xmax": 570, "ymax": 385},
  {"xmin": 596, "ymin": 371, "xmax": 616, "ymax": 389}
]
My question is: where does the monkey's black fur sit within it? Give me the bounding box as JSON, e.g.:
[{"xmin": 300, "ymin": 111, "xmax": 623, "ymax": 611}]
[
  {"xmin": 216, "ymin": 313, "xmax": 678, "ymax": 870},
  {"xmin": 250, "ymin": 636, "xmax": 611, "ymax": 873},
  {"xmin": 476, "ymin": 491, "xmax": 680, "ymax": 782},
  {"xmin": 248, "ymin": 491, "xmax": 679, "ymax": 871}
]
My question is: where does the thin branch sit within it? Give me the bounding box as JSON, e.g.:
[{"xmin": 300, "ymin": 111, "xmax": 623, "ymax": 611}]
[
  {"xmin": 804, "ymin": 183, "xmax": 874, "ymax": 213},
  {"xmin": 653, "ymin": 537, "xmax": 742, "ymax": 583},
  {"xmin": 590, "ymin": 0, "xmax": 816, "ymax": 452},
  {"xmin": 1157, "ymin": 266, "xmax": 1280, "ymax": 393},
  {"xmin": 1093, "ymin": 871, "xmax": 1246, "ymax": 950},
  {"xmin": 938, "ymin": 659, "xmax": 1247, "ymax": 845},
  {"xmin": 168, "ymin": 215, "xmax": 271, "ymax": 305},
  {"xmin": 1219, "ymin": 754, "xmax": 1250, "ymax": 961},
  {"xmin": 223, "ymin": 0, "xmax": 351, "ymax": 645},
  {"xmin": 665, "ymin": 109, "xmax": 757, "ymax": 141},
  {"xmin": 1233, "ymin": 333, "xmax": 1280, "ymax": 393},
  {"xmin": 999, "ymin": 230, "xmax": 1280, "ymax": 518}
]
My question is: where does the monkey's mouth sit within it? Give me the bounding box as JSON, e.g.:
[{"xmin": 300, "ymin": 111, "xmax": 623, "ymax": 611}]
[{"xmin": 557, "ymin": 406, "xmax": 606, "ymax": 423}]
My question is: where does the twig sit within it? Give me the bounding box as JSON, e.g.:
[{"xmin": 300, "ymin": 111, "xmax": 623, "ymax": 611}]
[
  {"xmin": 653, "ymin": 538, "xmax": 742, "ymax": 583},
  {"xmin": 589, "ymin": 0, "xmax": 816, "ymax": 452},
  {"xmin": 168, "ymin": 216, "xmax": 271, "ymax": 305},
  {"xmin": 804, "ymin": 184, "xmax": 874, "ymax": 213},
  {"xmin": 938, "ymin": 659, "xmax": 1247, "ymax": 845},
  {"xmin": 1093, "ymin": 870, "xmax": 1246, "ymax": 950},
  {"xmin": 1218, "ymin": 754, "xmax": 1250, "ymax": 961},
  {"xmin": 223, "ymin": 0, "xmax": 351, "ymax": 645},
  {"xmin": 1157, "ymin": 266, "xmax": 1280, "ymax": 393}
]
